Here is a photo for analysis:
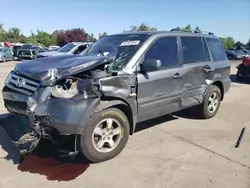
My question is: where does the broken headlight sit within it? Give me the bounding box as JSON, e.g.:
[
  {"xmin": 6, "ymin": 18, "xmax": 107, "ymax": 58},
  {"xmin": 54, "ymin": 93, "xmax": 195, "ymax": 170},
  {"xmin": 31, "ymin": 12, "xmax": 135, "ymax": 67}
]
[{"xmin": 51, "ymin": 79, "xmax": 102, "ymax": 99}]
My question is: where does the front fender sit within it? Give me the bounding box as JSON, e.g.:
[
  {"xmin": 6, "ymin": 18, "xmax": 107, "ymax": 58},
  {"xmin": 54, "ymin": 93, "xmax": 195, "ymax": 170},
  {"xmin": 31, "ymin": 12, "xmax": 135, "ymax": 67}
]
[{"xmin": 43, "ymin": 97, "xmax": 101, "ymax": 135}]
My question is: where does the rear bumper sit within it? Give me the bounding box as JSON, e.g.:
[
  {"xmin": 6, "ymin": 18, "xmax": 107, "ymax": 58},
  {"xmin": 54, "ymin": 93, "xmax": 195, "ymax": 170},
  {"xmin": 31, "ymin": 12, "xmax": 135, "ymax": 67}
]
[
  {"xmin": 224, "ymin": 78, "xmax": 231, "ymax": 94},
  {"xmin": 2, "ymin": 86, "xmax": 100, "ymax": 135}
]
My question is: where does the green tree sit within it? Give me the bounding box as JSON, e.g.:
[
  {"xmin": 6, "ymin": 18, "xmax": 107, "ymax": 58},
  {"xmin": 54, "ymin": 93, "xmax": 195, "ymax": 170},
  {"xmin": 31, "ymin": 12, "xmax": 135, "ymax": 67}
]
[
  {"xmin": 18, "ymin": 34, "xmax": 29, "ymax": 43},
  {"xmin": 195, "ymin": 26, "xmax": 201, "ymax": 31},
  {"xmin": 98, "ymin": 32, "xmax": 108, "ymax": 39},
  {"xmin": 235, "ymin": 41, "xmax": 243, "ymax": 49},
  {"xmin": 36, "ymin": 29, "xmax": 56, "ymax": 47},
  {"xmin": 219, "ymin": 37, "xmax": 235, "ymax": 49},
  {"xmin": 0, "ymin": 23, "xmax": 6, "ymax": 41},
  {"xmin": 125, "ymin": 23, "xmax": 157, "ymax": 32},
  {"xmin": 87, "ymin": 33, "xmax": 97, "ymax": 42},
  {"xmin": 7, "ymin": 27, "xmax": 21, "ymax": 42},
  {"xmin": 182, "ymin": 24, "xmax": 192, "ymax": 32},
  {"xmin": 26, "ymin": 30, "xmax": 38, "ymax": 45},
  {"xmin": 52, "ymin": 29, "xmax": 65, "ymax": 37}
]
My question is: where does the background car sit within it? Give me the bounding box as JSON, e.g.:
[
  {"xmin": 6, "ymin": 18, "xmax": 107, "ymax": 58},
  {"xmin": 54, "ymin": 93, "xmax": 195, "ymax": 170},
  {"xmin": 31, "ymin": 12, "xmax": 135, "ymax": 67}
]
[
  {"xmin": 36, "ymin": 42, "xmax": 93, "ymax": 58},
  {"xmin": 48, "ymin": 45, "xmax": 60, "ymax": 51},
  {"xmin": 12, "ymin": 45, "xmax": 22, "ymax": 60},
  {"xmin": 17, "ymin": 44, "xmax": 40, "ymax": 60},
  {"xmin": 0, "ymin": 47, "xmax": 13, "ymax": 62},
  {"xmin": 234, "ymin": 49, "xmax": 249, "ymax": 58},
  {"xmin": 242, "ymin": 50, "xmax": 250, "ymax": 57},
  {"xmin": 226, "ymin": 50, "xmax": 243, "ymax": 60}
]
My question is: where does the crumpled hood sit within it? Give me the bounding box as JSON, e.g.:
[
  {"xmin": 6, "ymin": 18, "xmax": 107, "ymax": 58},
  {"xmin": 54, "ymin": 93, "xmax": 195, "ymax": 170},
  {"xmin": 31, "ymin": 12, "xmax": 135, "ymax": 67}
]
[
  {"xmin": 37, "ymin": 51, "xmax": 67, "ymax": 57},
  {"xmin": 15, "ymin": 55, "xmax": 113, "ymax": 83}
]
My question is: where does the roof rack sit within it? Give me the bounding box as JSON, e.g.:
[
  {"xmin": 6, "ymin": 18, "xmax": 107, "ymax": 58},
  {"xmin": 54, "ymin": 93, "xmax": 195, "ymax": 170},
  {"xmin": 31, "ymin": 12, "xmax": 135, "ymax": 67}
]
[{"xmin": 170, "ymin": 28, "xmax": 214, "ymax": 35}]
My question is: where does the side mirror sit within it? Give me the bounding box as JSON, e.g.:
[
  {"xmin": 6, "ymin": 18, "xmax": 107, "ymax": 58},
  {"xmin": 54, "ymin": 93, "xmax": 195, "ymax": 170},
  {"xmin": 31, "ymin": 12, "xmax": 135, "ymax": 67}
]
[{"xmin": 140, "ymin": 59, "xmax": 161, "ymax": 71}]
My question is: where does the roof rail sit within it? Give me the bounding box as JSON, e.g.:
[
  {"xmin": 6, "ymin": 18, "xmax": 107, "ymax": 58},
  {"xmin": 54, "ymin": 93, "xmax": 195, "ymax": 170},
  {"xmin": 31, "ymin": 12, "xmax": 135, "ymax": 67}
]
[{"xmin": 170, "ymin": 28, "xmax": 214, "ymax": 35}]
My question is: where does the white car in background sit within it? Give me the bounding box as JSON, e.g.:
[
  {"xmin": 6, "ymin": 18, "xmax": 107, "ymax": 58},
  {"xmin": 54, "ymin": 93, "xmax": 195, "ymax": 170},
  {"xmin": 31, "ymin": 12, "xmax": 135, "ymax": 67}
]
[
  {"xmin": 48, "ymin": 45, "xmax": 60, "ymax": 51},
  {"xmin": 36, "ymin": 42, "xmax": 93, "ymax": 58}
]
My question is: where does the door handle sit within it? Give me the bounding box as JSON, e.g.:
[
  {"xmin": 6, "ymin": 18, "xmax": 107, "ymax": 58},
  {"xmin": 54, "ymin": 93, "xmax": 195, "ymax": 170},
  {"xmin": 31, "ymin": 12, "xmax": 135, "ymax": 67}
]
[
  {"xmin": 173, "ymin": 72, "xmax": 182, "ymax": 79},
  {"xmin": 203, "ymin": 65, "xmax": 215, "ymax": 72}
]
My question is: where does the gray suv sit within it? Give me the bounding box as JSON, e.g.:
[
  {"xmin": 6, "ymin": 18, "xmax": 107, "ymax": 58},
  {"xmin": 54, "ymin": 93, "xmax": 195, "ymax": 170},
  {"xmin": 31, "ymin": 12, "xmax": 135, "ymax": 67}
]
[{"xmin": 2, "ymin": 30, "xmax": 231, "ymax": 162}]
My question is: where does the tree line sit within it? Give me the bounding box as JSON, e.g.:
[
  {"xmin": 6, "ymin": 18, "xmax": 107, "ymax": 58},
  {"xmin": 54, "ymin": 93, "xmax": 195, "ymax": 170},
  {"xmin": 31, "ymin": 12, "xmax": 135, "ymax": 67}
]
[{"xmin": 0, "ymin": 22, "xmax": 249, "ymax": 49}]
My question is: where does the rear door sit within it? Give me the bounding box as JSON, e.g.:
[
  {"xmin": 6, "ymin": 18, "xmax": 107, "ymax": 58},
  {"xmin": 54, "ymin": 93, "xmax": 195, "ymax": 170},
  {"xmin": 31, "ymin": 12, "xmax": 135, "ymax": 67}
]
[
  {"xmin": 179, "ymin": 36, "xmax": 213, "ymax": 108},
  {"xmin": 205, "ymin": 37, "xmax": 231, "ymax": 92},
  {"xmin": 136, "ymin": 36, "xmax": 185, "ymax": 122},
  {"xmin": 6, "ymin": 48, "xmax": 13, "ymax": 60}
]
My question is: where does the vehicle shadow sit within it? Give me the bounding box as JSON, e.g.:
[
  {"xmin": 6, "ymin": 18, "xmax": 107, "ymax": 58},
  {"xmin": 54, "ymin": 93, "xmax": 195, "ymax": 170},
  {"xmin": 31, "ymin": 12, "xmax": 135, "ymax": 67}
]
[
  {"xmin": 135, "ymin": 114, "xmax": 179, "ymax": 133},
  {"xmin": 0, "ymin": 113, "xmax": 89, "ymax": 182},
  {"xmin": 135, "ymin": 107, "xmax": 204, "ymax": 133},
  {"xmin": 134, "ymin": 107, "xmax": 208, "ymax": 133},
  {"xmin": 230, "ymin": 74, "xmax": 250, "ymax": 84}
]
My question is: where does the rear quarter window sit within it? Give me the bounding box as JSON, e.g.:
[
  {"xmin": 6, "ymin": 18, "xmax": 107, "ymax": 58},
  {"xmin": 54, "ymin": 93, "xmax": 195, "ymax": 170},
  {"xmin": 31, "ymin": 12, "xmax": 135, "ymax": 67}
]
[
  {"xmin": 206, "ymin": 38, "xmax": 227, "ymax": 61},
  {"xmin": 181, "ymin": 36, "xmax": 210, "ymax": 64}
]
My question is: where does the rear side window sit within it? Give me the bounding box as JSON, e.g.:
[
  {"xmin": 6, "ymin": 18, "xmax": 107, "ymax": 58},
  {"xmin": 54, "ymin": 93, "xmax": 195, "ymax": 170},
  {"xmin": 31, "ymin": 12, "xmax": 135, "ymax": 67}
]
[
  {"xmin": 145, "ymin": 37, "xmax": 179, "ymax": 68},
  {"xmin": 181, "ymin": 37, "xmax": 210, "ymax": 64},
  {"xmin": 206, "ymin": 38, "xmax": 227, "ymax": 61}
]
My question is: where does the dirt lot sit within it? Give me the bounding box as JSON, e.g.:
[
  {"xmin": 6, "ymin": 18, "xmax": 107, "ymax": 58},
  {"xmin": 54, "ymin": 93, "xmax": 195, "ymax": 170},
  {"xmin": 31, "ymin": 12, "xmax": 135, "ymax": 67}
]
[{"xmin": 0, "ymin": 60, "xmax": 249, "ymax": 188}]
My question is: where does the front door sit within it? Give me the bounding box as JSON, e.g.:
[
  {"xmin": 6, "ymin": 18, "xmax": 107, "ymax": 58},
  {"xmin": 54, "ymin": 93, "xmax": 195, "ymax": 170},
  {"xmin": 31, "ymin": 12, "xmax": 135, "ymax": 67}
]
[{"xmin": 136, "ymin": 36, "xmax": 184, "ymax": 122}]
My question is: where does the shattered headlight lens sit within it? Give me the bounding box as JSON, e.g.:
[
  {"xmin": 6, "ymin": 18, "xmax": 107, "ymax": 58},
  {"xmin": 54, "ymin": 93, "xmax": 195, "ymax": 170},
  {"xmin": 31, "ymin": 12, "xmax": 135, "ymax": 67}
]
[
  {"xmin": 51, "ymin": 81, "xmax": 78, "ymax": 99},
  {"xmin": 51, "ymin": 79, "xmax": 102, "ymax": 99}
]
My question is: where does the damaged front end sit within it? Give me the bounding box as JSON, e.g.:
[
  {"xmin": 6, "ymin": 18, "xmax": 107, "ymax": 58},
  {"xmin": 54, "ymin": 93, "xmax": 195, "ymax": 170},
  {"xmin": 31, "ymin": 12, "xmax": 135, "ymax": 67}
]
[{"xmin": 3, "ymin": 56, "xmax": 113, "ymax": 157}]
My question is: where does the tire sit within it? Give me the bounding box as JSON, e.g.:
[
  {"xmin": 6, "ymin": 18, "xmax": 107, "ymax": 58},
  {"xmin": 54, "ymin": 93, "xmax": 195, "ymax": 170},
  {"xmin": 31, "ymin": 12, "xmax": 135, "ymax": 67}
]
[
  {"xmin": 78, "ymin": 107, "xmax": 130, "ymax": 163},
  {"xmin": 3, "ymin": 57, "xmax": 6, "ymax": 63},
  {"xmin": 198, "ymin": 85, "xmax": 221, "ymax": 119}
]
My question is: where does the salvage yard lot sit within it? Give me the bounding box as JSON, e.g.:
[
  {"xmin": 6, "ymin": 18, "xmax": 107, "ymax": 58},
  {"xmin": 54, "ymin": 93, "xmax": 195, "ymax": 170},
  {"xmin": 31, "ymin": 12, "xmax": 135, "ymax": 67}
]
[{"xmin": 0, "ymin": 61, "xmax": 249, "ymax": 188}]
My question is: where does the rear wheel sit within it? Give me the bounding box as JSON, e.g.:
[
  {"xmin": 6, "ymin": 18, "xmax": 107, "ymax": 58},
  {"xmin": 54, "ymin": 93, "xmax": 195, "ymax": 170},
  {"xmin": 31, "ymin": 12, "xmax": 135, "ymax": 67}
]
[
  {"xmin": 78, "ymin": 107, "xmax": 130, "ymax": 163},
  {"xmin": 198, "ymin": 85, "xmax": 221, "ymax": 119}
]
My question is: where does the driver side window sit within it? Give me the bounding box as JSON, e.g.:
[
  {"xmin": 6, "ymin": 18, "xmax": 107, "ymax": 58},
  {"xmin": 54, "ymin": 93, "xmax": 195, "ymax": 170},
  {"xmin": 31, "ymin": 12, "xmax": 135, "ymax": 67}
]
[
  {"xmin": 144, "ymin": 37, "xmax": 179, "ymax": 68},
  {"xmin": 74, "ymin": 45, "xmax": 87, "ymax": 54}
]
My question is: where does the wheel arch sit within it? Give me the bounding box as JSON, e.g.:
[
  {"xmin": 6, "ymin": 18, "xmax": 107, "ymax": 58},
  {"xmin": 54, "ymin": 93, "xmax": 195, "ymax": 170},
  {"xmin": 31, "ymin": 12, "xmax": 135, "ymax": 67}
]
[
  {"xmin": 212, "ymin": 81, "xmax": 224, "ymax": 101},
  {"xmin": 94, "ymin": 98, "xmax": 135, "ymax": 135}
]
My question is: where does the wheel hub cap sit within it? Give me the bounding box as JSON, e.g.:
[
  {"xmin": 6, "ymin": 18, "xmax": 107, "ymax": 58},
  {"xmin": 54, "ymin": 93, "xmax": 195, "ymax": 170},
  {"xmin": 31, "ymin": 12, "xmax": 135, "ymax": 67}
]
[
  {"xmin": 208, "ymin": 92, "xmax": 219, "ymax": 113},
  {"xmin": 92, "ymin": 118, "xmax": 122, "ymax": 153}
]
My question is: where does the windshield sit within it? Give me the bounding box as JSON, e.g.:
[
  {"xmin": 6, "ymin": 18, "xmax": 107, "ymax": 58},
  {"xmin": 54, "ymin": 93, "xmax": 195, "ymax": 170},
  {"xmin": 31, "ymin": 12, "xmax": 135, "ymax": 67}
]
[
  {"xmin": 57, "ymin": 43, "xmax": 77, "ymax": 52},
  {"xmin": 82, "ymin": 34, "xmax": 149, "ymax": 72},
  {"xmin": 13, "ymin": 46, "xmax": 22, "ymax": 50}
]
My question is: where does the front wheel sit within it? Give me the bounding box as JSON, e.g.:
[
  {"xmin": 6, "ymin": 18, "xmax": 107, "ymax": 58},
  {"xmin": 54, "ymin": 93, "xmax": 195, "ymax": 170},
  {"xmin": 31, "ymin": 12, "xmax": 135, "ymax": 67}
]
[
  {"xmin": 78, "ymin": 107, "xmax": 130, "ymax": 163},
  {"xmin": 198, "ymin": 85, "xmax": 221, "ymax": 119}
]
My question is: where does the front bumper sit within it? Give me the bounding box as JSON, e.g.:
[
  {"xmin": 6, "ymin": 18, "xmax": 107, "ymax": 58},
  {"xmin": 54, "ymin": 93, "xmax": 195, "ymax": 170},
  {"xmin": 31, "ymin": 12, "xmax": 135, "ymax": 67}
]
[
  {"xmin": 2, "ymin": 86, "xmax": 100, "ymax": 135},
  {"xmin": 223, "ymin": 78, "xmax": 231, "ymax": 93}
]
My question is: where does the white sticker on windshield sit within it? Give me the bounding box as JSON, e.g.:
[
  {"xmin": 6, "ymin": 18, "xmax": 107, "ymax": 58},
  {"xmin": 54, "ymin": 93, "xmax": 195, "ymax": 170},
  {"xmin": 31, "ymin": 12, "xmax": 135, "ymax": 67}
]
[
  {"xmin": 103, "ymin": 52, "xmax": 109, "ymax": 56},
  {"xmin": 120, "ymin": 40, "xmax": 140, "ymax": 46}
]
